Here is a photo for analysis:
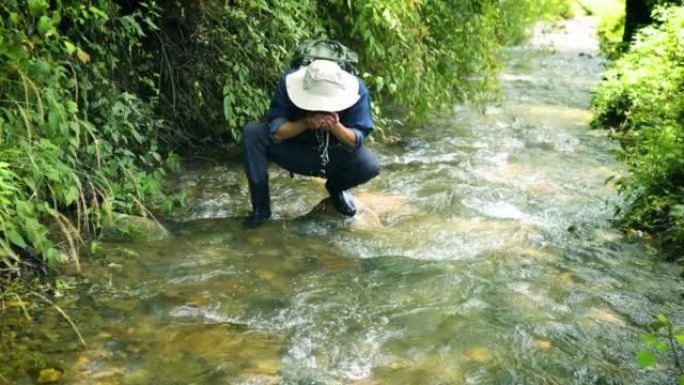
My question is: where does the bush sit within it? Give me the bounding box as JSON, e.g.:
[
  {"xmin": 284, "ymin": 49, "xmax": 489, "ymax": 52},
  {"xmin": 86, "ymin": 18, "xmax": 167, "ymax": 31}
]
[
  {"xmin": 148, "ymin": 0, "xmax": 575, "ymax": 138},
  {"xmin": 0, "ymin": 1, "xmax": 175, "ymax": 275},
  {"xmin": 591, "ymin": 5, "xmax": 684, "ymax": 260},
  {"xmin": 148, "ymin": 0, "xmax": 323, "ymax": 142}
]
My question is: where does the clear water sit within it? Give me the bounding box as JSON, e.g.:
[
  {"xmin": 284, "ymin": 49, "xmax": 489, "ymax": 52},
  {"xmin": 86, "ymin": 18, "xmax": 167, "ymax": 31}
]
[{"xmin": 2, "ymin": 17, "xmax": 684, "ymax": 385}]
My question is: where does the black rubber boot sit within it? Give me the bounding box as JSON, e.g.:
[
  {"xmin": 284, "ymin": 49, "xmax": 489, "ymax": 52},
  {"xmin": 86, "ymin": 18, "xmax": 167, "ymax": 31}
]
[
  {"xmin": 326, "ymin": 187, "xmax": 356, "ymax": 217},
  {"xmin": 243, "ymin": 181, "xmax": 271, "ymax": 228}
]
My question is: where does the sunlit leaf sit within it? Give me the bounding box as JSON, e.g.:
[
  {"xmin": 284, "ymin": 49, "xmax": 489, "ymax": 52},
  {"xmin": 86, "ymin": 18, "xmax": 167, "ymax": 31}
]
[
  {"xmin": 640, "ymin": 333, "xmax": 659, "ymax": 346},
  {"xmin": 37, "ymin": 16, "xmax": 53, "ymax": 36},
  {"xmin": 636, "ymin": 350, "xmax": 657, "ymax": 369},
  {"xmin": 89, "ymin": 241, "xmax": 100, "ymax": 255},
  {"xmin": 7, "ymin": 230, "xmax": 27, "ymax": 249},
  {"xmin": 63, "ymin": 40, "xmax": 76, "ymax": 55},
  {"xmin": 76, "ymin": 49, "xmax": 91, "ymax": 64},
  {"xmin": 675, "ymin": 334, "xmax": 684, "ymax": 345},
  {"xmin": 655, "ymin": 341, "xmax": 669, "ymax": 353},
  {"xmin": 28, "ymin": 0, "xmax": 49, "ymax": 17},
  {"xmin": 64, "ymin": 186, "xmax": 79, "ymax": 205}
]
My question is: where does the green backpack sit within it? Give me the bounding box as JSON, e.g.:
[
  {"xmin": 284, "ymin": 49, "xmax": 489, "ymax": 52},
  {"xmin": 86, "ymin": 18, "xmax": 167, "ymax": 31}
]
[{"xmin": 291, "ymin": 39, "xmax": 359, "ymax": 75}]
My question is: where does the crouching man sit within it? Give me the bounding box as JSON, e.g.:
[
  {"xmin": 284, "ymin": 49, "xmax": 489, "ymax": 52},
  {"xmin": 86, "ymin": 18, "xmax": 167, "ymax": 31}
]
[{"xmin": 242, "ymin": 59, "xmax": 380, "ymax": 227}]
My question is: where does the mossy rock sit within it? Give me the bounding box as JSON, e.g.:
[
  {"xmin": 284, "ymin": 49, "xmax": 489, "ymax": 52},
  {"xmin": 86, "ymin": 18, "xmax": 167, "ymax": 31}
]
[
  {"xmin": 101, "ymin": 213, "xmax": 169, "ymax": 242},
  {"xmin": 37, "ymin": 368, "xmax": 62, "ymax": 384}
]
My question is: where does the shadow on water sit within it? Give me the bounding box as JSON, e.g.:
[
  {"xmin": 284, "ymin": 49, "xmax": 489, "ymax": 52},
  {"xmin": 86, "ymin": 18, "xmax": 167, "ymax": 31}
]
[{"xmin": 2, "ymin": 17, "xmax": 684, "ymax": 385}]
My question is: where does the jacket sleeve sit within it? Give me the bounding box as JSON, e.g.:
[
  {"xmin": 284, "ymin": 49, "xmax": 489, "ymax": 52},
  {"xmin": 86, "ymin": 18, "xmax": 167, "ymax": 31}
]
[
  {"xmin": 340, "ymin": 80, "xmax": 374, "ymax": 150},
  {"xmin": 267, "ymin": 75, "xmax": 294, "ymax": 141}
]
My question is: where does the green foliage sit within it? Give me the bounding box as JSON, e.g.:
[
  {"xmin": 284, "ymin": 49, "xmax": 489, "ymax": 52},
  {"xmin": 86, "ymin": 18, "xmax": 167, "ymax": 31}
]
[
  {"xmin": 636, "ymin": 313, "xmax": 684, "ymax": 383},
  {"xmin": 0, "ymin": 1, "xmax": 174, "ymax": 274},
  {"xmin": 320, "ymin": 0, "xmax": 503, "ymax": 123},
  {"xmin": 149, "ymin": 0, "xmax": 322, "ymax": 142},
  {"xmin": 597, "ymin": 0, "xmax": 628, "ymax": 58},
  {"xmin": 591, "ymin": 5, "xmax": 684, "ymax": 259},
  {"xmin": 148, "ymin": 0, "xmax": 571, "ymax": 139}
]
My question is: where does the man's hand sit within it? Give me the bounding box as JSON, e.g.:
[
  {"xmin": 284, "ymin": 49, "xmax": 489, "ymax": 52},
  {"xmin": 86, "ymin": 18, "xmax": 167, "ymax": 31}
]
[
  {"xmin": 307, "ymin": 112, "xmax": 338, "ymax": 131},
  {"xmin": 275, "ymin": 112, "xmax": 356, "ymax": 148}
]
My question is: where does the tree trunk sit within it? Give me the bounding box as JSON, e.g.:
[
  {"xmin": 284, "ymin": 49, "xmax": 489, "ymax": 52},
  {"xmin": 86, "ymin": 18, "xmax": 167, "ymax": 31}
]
[{"xmin": 622, "ymin": 0, "xmax": 654, "ymax": 43}]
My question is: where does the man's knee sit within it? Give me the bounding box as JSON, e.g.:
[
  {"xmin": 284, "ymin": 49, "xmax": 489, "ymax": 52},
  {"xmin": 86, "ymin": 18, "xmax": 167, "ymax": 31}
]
[
  {"xmin": 242, "ymin": 122, "xmax": 269, "ymax": 146},
  {"xmin": 357, "ymin": 149, "xmax": 380, "ymax": 182}
]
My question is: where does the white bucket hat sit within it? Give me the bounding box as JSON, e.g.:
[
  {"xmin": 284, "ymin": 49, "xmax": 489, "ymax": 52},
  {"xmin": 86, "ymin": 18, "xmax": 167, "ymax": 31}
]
[{"xmin": 285, "ymin": 59, "xmax": 360, "ymax": 112}]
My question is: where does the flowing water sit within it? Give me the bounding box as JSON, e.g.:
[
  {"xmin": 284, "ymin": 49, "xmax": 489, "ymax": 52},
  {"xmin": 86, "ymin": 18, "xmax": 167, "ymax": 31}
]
[{"xmin": 3, "ymin": 17, "xmax": 684, "ymax": 385}]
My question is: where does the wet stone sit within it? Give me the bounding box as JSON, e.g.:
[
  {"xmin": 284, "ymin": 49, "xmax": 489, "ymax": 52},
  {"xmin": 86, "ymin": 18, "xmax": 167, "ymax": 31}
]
[
  {"xmin": 37, "ymin": 368, "xmax": 62, "ymax": 384},
  {"xmin": 303, "ymin": 197, "xmax": 383, "ymax": 229},
  {"xmin": 101, "ymin": 213, "xmax": 170, "ymax": 242},
  {"xmin": 535, "ymin": 340, "xmax": 553, "ymax": 351},
  {"xmin": 463, "ymin": 347, "xmax": 493, "ymax": 363}
]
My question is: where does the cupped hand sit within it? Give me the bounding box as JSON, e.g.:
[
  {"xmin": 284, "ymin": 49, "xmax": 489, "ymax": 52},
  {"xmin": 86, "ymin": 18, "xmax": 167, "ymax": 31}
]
[
  {"xmin": 307, "ymin": 112, "xmax": 339, "ymax": 131},
  {"xmin": 318, "ymin": 112, "xmax": 339, "ymax": 131}
]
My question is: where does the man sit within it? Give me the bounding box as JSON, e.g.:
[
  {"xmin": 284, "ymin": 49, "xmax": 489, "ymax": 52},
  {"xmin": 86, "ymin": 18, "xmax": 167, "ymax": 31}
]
[{"xmin": 242, "ymin": 59, "xmax": 380, "ymax": 227}]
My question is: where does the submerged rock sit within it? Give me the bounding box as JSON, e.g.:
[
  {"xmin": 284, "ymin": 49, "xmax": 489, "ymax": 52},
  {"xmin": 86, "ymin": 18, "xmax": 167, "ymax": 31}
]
[
  {"xmin": 37, "ymin": 368, "xmax": 62, "ymax": 384},
  {"xmin": 463, "ymin": 347, "xmax": 493, "ymax": 362},
  {"xmin": 535, "ymin": 340, "xmax": 553, "ymax": 351},
  {"xmin": 303, "ymin": 197, "xmax": 383, "ymax": 229},
  {"xmin": 100, "ymin": 213, "xmax": 169, "ymax": 242}
]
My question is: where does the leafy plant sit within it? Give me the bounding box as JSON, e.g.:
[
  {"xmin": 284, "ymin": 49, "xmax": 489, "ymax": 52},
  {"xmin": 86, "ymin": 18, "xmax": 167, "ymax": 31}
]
[
  {"xmin": 636, "ymin": 313, "xmax": 684, "ymax": 384},
  {"xmin": 591, "ymin": 5, "xmax": 684, "ymax": 259},
  {"xmin": 0, "ymin": 0, "xmax": 175, "ymax": 275},
  {"xmin": 144, "ymin": 0, "xmax": 574, "ymax": 139}
]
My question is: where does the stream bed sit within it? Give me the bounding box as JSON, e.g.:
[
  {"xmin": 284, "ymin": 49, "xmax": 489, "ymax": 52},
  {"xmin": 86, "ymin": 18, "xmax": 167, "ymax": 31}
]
[{"xmin": 2, "ymin": 17, "xmax": 684, "ymax": 385}]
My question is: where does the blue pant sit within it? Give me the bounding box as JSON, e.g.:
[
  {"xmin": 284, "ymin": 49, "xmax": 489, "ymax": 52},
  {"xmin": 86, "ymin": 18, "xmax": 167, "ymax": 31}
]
[{"xmin": 242, "ymin": 122, "xmax": 380, "ymax": 211}]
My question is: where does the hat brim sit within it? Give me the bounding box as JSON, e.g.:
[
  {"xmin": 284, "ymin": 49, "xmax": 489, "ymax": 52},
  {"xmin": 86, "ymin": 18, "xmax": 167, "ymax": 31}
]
[{"xmin": 285, "ymin": 66, "xmax": 361, "ymax": 112}]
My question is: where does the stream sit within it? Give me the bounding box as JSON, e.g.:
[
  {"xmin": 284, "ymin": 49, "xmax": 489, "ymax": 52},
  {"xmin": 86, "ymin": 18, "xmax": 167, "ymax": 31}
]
[{"xmin": 2, "ymin": 17, "xmax": 684, "ymax": 385}]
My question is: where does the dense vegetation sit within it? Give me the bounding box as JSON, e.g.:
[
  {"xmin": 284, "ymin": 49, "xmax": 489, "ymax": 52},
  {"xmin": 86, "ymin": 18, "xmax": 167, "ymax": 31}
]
[
  {"xmin": 592, "ymin": 4, "xmax": 684, "ymax": 260},
  {"xmin": 0, "ymin": 0, "xmax": 587, "ymax": 281},
  {"xmin": 0, "ymin": 0, "xmax": 175, "ymax": 278}
]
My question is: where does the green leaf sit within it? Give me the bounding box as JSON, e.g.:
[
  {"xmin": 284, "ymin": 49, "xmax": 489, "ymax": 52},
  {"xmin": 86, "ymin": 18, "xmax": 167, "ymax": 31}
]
[
  {"xmin": 674, "ymin": 333, "xmax": 684, "ymax": 345},
  {"xmin": 45, "ymin": 248, "xmax": 65, "ymax": 266},
  {"xmin": 37, "ymin": 15, "xmax": 53, "ymax": 36},
  {"xmin": 28, "ymin": 0, "xmax": 49, "ymax": 17},
  {"xmin": 76, "ymin": 49, "xmax": 91, "ymax": 64},
  {"xmin": 64, "ymin": 186, "xmax": 79, "ymax": 205},
  {"xmin": 640, "ymin": 333, "xmax": 659, "ymax": 346},
  {"xmin": 655, "ymin": 340, "xmax": 669, "ymax": 353},
  {"xmin": 7, "ymin": 229, "xmax": 27, "ymax": 248},
  {"xmin": 223, "ymin": 92, "xmax": 234, "ymax": 123},
  {"xmin": 89, "ymin": 240, "xmax": 100, "ymax": 255},
  {"xmin": 47, "ymin": 109, "xmax": 60, "ymax": 132},
  {"xmin": 636, "ymin": 350, "xmax": 657, "ymax": 369},
  {"xmin": 679, "ymin": 374, "xmax": 684, "ymax": 385},
  {"xmin": 63, "ymin": 41, "xmax": 76, "ymax": 55},
  {"xmin": 656, "ymin": 314, "xmax": 669, "ymax": 324},
  {"xmin": 66, "ymin": 101, "xmax": 78, "ymax": 113},
  {"xmin": 651, "ymin": 320, "xmax": 667, "ymax": 332}
]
